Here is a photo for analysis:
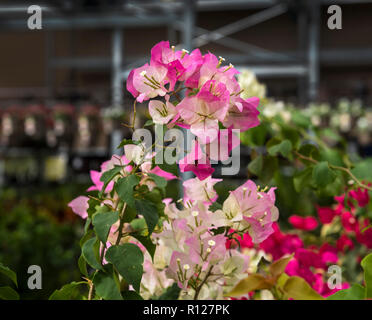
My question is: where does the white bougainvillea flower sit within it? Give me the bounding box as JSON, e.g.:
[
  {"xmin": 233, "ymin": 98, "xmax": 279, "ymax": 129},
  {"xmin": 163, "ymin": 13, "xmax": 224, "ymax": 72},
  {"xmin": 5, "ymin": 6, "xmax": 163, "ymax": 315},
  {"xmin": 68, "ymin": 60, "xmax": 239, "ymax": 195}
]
[
  {"xmin": 149, "ymin": 95, "xmax": 177, "ymax": 125},
  {"xmin": 183, "ymin": 176, "xmax": 222, "ymax": 204}
]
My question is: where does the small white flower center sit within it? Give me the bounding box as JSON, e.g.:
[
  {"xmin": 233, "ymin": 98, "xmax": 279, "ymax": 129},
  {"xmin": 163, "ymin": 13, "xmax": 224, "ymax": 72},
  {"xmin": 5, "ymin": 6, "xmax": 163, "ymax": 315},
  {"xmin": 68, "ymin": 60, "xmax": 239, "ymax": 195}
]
[{"xmin": 208, "ymin": 240, "xmax": 216, "ymax": 247}]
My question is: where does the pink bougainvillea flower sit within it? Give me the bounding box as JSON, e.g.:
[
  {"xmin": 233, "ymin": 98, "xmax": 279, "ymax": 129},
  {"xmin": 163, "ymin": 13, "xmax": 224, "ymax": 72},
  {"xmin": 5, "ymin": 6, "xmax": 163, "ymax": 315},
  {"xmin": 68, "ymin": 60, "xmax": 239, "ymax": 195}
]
[
  {"xmin": 68, "ymin": 196, "xmax": 89, "ymax": 219},
  {"xmin": 168, "ymin": 251, "xmax": 196, "ymax": 290},
  {"xmin": 178, "ymin": 140, "xmax": 214, "ymax": 180},
  {"xmin": 223, "ymin": 96, "xmax": 260, "ymax": 131},
  {"xmin": 336, "ymin": 234, "xmax": 354, "ymax": 252},
  {"xmin": 148, "ymin": 95, "xmax": 177, "ymax": 125},
  {"xmin": 219, "ymin": 180, "xmax": 279, "ymax": 243},
  {"xmin": 288, "ymin": 215, "xmax": 318, "ymax": 231},
  {"xmin": 149, "ymin": 166, "xmax": 177, "ymax": 180},
  {"xmin": 341, "ymin": 211, "xmax": 357, "ymax": 232},
  {"xmin": 126, "ymin": 68, "xmax": 139, "ymax": 98},
  {"xmin": 131, "ymin": 63, "xmax": 168, "ymax": 102},
  {"xmin": 355, "ymin": 219, "xmax": 372, "ymax": 249},
  {"xmin": 317, "ymin": 206, "xmax": 337, "ymax": 224},
  {"xmin": 259, "ymin": 223, "xmax": 303, "ymax": 260},
  {"xmin": 150, "ymin": 41, "xmax": 203, "ymax": 91},
  {"xmin": 183, "ymin": 176, "xmax": 222, "ymax": 204},
  {"xmin": 318, "ymin": 243, "xmax": 338, "ymax": 266},
  {"xmin": 177, "ymin": 94, "xmax": 228, "ymax": 144},
  {"xmin": 205, "ymin": 127, "xmax": 241, "ymax": 162},
  {"xmin": 349, "ymin": 187, "xmax": 369, "ymax": 208}
]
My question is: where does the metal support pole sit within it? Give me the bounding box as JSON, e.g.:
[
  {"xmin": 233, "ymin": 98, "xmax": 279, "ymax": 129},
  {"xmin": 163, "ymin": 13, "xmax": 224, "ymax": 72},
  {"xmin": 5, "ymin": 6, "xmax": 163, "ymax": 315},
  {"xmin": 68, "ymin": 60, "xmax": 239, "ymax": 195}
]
[
  {"xmin": 111, "ymin": 28, "xmax": 124, "ymax": 155},
  {"xmin": 308, "ymin": 1, "xmax": 320, "ymax": 102},
  {"xmin": 297, "ymin": 1, "xmax": 308, "ymax": 105}
]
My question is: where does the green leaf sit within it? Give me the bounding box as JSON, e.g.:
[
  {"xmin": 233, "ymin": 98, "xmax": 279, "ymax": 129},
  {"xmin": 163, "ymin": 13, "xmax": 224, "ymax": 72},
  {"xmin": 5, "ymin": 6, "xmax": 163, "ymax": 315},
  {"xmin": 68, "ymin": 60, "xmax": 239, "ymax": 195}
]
[
  {"xmin": 282, "ymin": 128, "xmax": 300, "ymax": 149},
  {"xmin": 0, "ymin": 286, "xmax": 19, "ymax": 300},
  {"xmin": 312, "ymin": 161, "xmax": 336, "ymax": 188},
  {"xmin": 361, "ymin": 253, "xmax": 372, "ymax": 299},
  {"xmin": 225, "ymin": 274, "xmax": 273, "ymax": 297},
  {"xmin": 87, "ymin": 198, "xmax": 100, "ymax": 218},
  {"xmin": 144, "ymin": 119, "xmax": 154, "ymax": 127},
  {"xmin": 352, "ymin": 158, "xmax": 372, "ymax": 183},
  {"xmin": 78, "ymin": 254, "xmax": 88, "ymax": 277},
  {"xmin": 93, "ymin": 270, "xmax": 123, "ymax": 300},
  {"xmin": 115, "ymin": 175, "xmax": 140, "ymax": 208},
  {"xmin": 293, "ymin": 167, "xmax": 313, "ymax": 192},
  {"xmin": 291, "ymin": 110, "xmax": 311, "ymax": 128},
  {"xmin": 0, "ymin": 263, "xmax": 17, "ymax": 287},
  {"xmin": 117, "ymin": 138, "xmax": 140, "ymax": 149},
  {"xmin": 130, "ymin": 218, "xmax": 147, "ymax": 233},
  {"xmin": 99, "ymin": 166, "xmax": 123, "ymax": 195},
  {"xmin": 260, "ymin": 156, "xmax": 278, "ymax": 184},
  {"xmin": 105, "ymin": 244, "xmax": 144, "ymax": 292},
  {"xmin": 155, "ymin": 283, "xmax": 181, "ymax": 300},
  {"xmin": 283, "ymin": 276, "xmax": 324, "ymax": 300},
  {"xmin": 209, "ymin": 201, "xmax": 222, "ymax": 212},
  {"xmin": 92, "ymin": 210, "xmax": 119, "ymax": 244},
  {"xmin": 82, "ymin": 237, "xmax": 102, "ymax": 270},
  {"xmin": 248, "ymin": 155, "xmax": 263, "ymax": 176},
  {"xmin": 131, "ymin": 233, "xmax": 156, "ymax": 261},
  {"xmin": 298, "ymin": 144, "xmax": 320, "ymax": 161},
  {"xmin": 268, "ymin": 139, "xmax": 292, "ymax": 158},
  {"xmin": 319, "ymin": 149, "xmax": 344, "ymax": 167},
  {"xmin": 270, "ymin": 254, "xmax": 294, "ymax": 279},
  {"xmin": 122, "ymin": 290, "xmax": 144, "ymax": 300},
  {"xmin": 147, "ymin": 173, "xmax": 167, "ymax": 193},
  {"xmin": 49, "ymin": 281, "xmax": 86, "ymax": 300},
  {"xmin": 240, "ymin": 123, "xmax": 269, "ymax": 147},
  {"xmin": 327, "ymin": 284, "xmax": 365, "ymax": 300},
  {"xmin": 135, "ymin": 199, "xmax": 159, "ymax": 235}
]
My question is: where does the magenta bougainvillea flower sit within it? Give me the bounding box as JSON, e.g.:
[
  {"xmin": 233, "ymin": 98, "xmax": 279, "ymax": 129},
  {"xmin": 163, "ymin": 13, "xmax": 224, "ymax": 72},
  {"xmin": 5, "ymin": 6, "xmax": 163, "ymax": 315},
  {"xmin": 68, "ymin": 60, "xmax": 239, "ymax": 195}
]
[{"xmin": 288, "ymin": 215, "xmax": 318, "ymax": 231}]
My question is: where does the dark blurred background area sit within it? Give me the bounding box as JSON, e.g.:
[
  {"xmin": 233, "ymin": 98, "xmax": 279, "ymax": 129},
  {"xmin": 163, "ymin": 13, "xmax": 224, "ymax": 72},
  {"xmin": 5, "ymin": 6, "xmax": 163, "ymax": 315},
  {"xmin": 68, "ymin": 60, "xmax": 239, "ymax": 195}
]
[{"xmin": 0, "ymin": 0, "xmax": 371, "ymax": 298}]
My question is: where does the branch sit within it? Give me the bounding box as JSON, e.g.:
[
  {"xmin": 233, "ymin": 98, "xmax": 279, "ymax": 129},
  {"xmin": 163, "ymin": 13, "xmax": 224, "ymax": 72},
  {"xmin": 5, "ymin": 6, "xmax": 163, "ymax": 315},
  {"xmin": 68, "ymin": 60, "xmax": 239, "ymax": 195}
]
[{"xmin": 293, "ymin": 150, "xmax": 372, "ymax": 192}]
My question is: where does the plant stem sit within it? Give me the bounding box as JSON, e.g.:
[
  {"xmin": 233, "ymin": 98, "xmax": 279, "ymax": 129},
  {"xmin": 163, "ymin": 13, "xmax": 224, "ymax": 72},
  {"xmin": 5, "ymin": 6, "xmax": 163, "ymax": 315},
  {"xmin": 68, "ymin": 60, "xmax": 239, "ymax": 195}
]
[
  {"xmin": 115, "ymin": 203, "xmax": 127, "ymax": 245},
  {"xmin": 193, "ymin": 266, "xmax": 213, "ymax": 300}
]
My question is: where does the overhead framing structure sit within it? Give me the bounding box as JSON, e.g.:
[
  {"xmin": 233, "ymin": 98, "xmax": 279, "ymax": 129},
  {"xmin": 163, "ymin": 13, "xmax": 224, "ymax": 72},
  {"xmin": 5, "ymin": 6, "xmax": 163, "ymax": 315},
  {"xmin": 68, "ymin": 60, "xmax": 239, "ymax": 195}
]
[{"xmin": 1, "ymin": 0, "xmax": 372, "ymax": 107}]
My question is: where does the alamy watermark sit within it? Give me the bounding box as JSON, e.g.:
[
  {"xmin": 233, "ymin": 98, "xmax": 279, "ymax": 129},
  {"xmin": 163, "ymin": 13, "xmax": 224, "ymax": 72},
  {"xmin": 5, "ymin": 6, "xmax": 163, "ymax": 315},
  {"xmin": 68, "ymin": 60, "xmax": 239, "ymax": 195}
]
[
  {"xmin": 27, "ymin": 5, "xmax": 42, "ymax": 30},
  {"xmin": 327, "ymin": 5, "xmax": 342, "ymax": 30}
]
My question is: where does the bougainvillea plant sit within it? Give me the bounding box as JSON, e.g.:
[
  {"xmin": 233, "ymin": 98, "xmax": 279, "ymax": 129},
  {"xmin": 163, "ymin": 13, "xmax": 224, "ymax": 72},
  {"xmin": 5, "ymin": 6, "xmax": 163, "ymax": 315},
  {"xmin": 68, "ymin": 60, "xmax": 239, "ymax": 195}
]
[{"xmin": 42, "ymin": 41, "xmax": 371, "ymax": 301}]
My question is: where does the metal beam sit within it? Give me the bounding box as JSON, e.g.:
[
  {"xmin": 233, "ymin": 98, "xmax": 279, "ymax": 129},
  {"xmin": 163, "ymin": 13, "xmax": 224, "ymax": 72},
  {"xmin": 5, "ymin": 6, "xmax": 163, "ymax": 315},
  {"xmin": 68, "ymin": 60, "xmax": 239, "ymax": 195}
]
[
  {"xmin": 193, "ymin": 3, "xmax": 288, "ymax": 47},
  {"xmin": 0, "ymin": 14, "xmax": 178, "ymax": 30}
]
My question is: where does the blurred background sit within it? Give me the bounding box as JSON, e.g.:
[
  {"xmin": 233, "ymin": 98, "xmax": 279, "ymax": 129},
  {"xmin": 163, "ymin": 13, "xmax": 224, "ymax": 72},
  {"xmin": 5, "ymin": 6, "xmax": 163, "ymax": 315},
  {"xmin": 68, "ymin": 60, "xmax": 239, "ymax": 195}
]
[{"xmin": 0, "ymin": 0, "xmax": 371, "ymax": 299}]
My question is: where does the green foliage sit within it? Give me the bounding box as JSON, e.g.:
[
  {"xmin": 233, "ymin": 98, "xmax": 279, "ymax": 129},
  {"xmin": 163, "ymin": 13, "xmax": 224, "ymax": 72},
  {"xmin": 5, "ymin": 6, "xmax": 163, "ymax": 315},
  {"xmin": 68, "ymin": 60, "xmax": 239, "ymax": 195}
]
[
  {"xmin": 154, "ymin": 283, "xmax": 181, "ymax": 300},
  {"xmin": 361, "ymin": 253, "xmax": 372, "ymax": 299},
  {"xmin": 312, "ymin": 161, "xmax": 336, "ymax": 188},
  {"xmin": 327, "ymin": 284, "xmax": 365, "ymax": 300},
  {"xmin": 0, "ymin": 263, "xmax": 17, "ymax": 287},
  {"xmin": 105, "ymin": 244, "xmax": 144, "ymax": 293},
  {"xmin": 135, "ymin": 199, "xmax": 159, "ymax": 235},
  {"xmin": 0, "ymin": 286, "xmax": 19, "ymax": 300},
  {"xmin": 99, "ymin": 166, "xmax": 123, "ymax": 196},
  {"xmin": 49, "ymin": 281, "xmax": 86, "ymax": 300},
  {"xmin": 268, "ymin": 139, "xmax": 293, "ymax": 158},
  {"xmin": 93, "ymin": 269, "xmax": 123, "ymax": 300},
  {"xmin": 92, "ymin": 210, "xmax": 119, "ymax": 244},
  {"xmin": 115, "ymin": 175, "xmax": 140, "ymax": 208},
  {"xmin": 0, "ymin": 185, "xmax": 83, "ymax": 299},
  {"xmin": 82, "ymin": 237, "xmax": 102, "ymax": 270}
]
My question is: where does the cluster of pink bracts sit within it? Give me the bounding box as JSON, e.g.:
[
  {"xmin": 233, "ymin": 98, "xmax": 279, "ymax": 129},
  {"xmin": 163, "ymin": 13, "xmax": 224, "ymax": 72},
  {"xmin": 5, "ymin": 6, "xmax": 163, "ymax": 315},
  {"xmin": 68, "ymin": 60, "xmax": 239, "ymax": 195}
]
[{"xmin": 127, "ymin": 41, "xmax": 260, "ymax": 180}]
